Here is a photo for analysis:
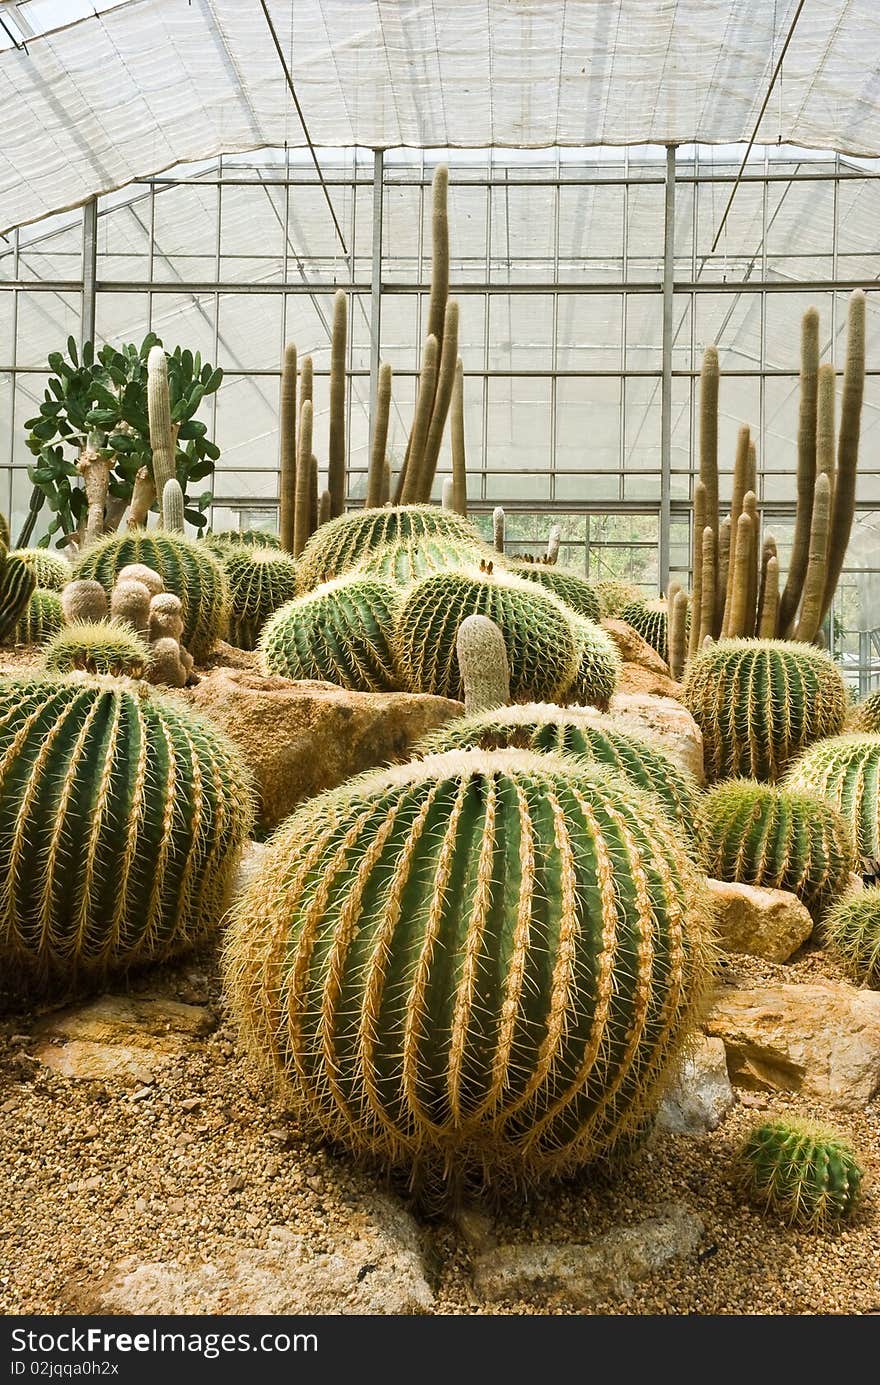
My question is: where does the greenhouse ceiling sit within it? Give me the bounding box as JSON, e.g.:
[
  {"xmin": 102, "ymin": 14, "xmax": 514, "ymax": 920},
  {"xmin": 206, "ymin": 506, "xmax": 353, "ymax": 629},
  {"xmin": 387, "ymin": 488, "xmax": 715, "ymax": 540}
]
[{"xmin": 2, "ymin": 0, "xmax": 880, "ymax": 234}]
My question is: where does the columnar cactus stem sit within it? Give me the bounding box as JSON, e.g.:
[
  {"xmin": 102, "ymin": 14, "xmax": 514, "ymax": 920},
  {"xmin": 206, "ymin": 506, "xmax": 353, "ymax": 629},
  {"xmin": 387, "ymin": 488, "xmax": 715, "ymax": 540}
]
[
  {"xmin": 299, "ymin": 353, "xmax": 313, "ymax": 411},
  {"xmin": 328, "ymin": 290, "xmax": 347, "ymax": 519},
  {"xmin": 147, "ymin": 346, "xmax": 176, "ymax": 520},
  {"xmin": 777, "ymin": 309, "xmax": 819, "ymax": 637},
  {"xmin": 743, "ymin": 489, "xmax": 760, "ymax": 637},
  {"xmin": 689, "ymin": 481, "xmax": 708, "ymax": 661},
  {"xmin": 493, "ymin": 506, "xmax": 505, "ymax": 555},
  {"xmin": 309, "ymin": 455, "xmax": 319, "ymax": 537},
  {"xmin": 450, "ymin": 358, "xmax": 468, "ymax": 516},
  {"xmin": 381, "ymin": 458, "xmax": 391, "ymax": 506},
  {"xmin": 456, "ymin": 613, "xmax": 510, "ymax": 712},
  {"xmin": 717, "ymin": 516, "xmax": 731, "ymax": 636},
  {"xmin": 794, "ymin": 471, "xmax": 832, "ymax": 644},
  {"xmin": 722, "ymin": 425, "xmax": 751, "ymax": 636},
  {"xmin": 546, "ymin": 523, "xmax": 561, "ymax": 565},
  {"xmin": 125, "ymin": 466, "xmax": 155, "ymax": 530},
  {"xmin": 698, "ymin": 525, "xmax": 716, "ymax": 648},
  {"xmin": 426, "ymin": 164, "xmax": 450, "ymax": 382},
  {"xmin": 366, "ymin": 361, "xmax": 392, "ymax": 510},
  {"xmin": 318, "ymin": 488, "xmax": 332, "ymax": 527},
  {"xmin": 441, "ymin": 478, "xmax": 455, "ymax": 511},
  {"xmin": 727, "ymin": 510, "xmax": 754, "ymax": 639},
  {"xmin": 293, "ymin": 400, "xmax": 313, "ymax": 559},
  {"xmin": 669, "ymin": 588, "xmax": 689, "ymax": 681},
  {"xmin": 821, "ymin": 288, "xmax": 866, "ymax": 624},
  {"xmin": 816, "ymin": 362, "xmax": 836, "ymax": 485},
  {"xmin": 756, "ymin": 533, "xmax": 778, "ymax": 633},
  {"xmin": 162, "ymin": 477, "xmax": 185, "ymax": 533},
  {"xmin": 279, "ymin": 342, "xmax": 297, "ymax": 553},
  {"xmin": 758, "ymin": 555, "xmax": 780, "ymax": 638},
  {"xmin": 399, "ymin": 335, "xmax": 439, "ymax": 504},
  {"xmin": 700, "ymin": 345, "xmax": 720, "ymax": 598},
  {"xmin": 418, "ymin": 301, "xmax": 460, "ymax": 501}
]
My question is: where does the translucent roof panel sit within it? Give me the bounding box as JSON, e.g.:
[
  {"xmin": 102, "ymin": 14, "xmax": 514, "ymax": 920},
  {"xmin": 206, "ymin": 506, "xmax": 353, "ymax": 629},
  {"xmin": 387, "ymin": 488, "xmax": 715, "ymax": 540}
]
[{"xmin": 3, "ymin": 0, "xmax": 880, "ymax": 233}]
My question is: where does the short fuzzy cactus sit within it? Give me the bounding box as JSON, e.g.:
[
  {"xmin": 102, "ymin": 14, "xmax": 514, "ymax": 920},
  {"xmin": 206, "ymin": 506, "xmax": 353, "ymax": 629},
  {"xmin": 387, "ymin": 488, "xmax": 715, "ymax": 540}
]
[
  {"xmin": 356, "ymin": 535, "xmax": 491, "ymax": 587},
  {"xmin": 682, "ymin": 639, "xmax": 847, "ymax": 782},
  {"xmin": 513, "ymin": 564, "xmax": 601, "ymax": 622},
  {"xmin": 456, "ymin": 614, "xmax": 510, "ymax": 713},
  {"xmin": 783, "ymin": 733, "xmax": 880, "ymax": 862},
  {"xmin": 73, "ymin": 531, "xmax": 229, "ymax": 659},
  {"xmin": 111, "ymin": 577, "xmax": 151, "ymax": 638},
  {"xmin": 416, "ymin": 702, "xmax": 701, "ymax": 838},
  {"xmin": 219, "ymin": 545, "xmax": 299, "ymax": 650},
  {"xmin": 224, "ymin": 749, "xmax": 715, "ymax": 1195},
  {"xmin": 10, "ymin": 588, "xmax": 64, "ymax": 647},
  {"xmin": 737, "ymin": 1119, "xmax": 863, "ymax": 1228},
  {"xmin": 61, "ymin": 579, "xmax": 107, "ymax": 625},
  {"xmin": 702, "ymin": 779, "xmax": 855, "ymax": 915},
  {"xmin": 258, "ymin": 575, "xmax": 401, "ymax": 692},
  {"xmin": 12, "ymin": 548, "xmax": 70, "ymax": 593},
  {"xmin": 823, "ymin": 888, "xmax": 880, "ymax": 985},
  {"xmin": 0, "ymin": 674, "xmax": 253, "ymax": 985},
  {"xmin": 0, "ymin": 545, "xmax": 36, "ymax": 643},
  {"xmin": 395, "ymin": 563, "xmax": 579, "ymax": 704},
  {"xmin": 295, "ymin": 504, "xmax": 482, "ymax": 591},
  {"xmin": 43, "ymin": 620, "xmax": 153, "ymax": 678},
  {"xmin": 565, "ymin": 617, "xmax": 622, "ymax": 710}
]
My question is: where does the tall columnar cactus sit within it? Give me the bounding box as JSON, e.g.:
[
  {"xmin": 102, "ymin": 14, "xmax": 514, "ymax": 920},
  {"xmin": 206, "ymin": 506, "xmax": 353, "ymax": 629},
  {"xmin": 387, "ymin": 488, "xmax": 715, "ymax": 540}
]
[
  {"xmin": 221, "ymin": 545, "xmax": 299, "ymax": 651},
  {"xmin": 0, "ymin": 545, "xmax": 36, "ymax": 643},
  {"xmin": 223, "ymin": 749, "xmax": 715, "ymax": 1194},
  {"xmin": 73, "ymin": 531, "xmax": 229, "ymax": 660},
  {"xmin": 259, "ymin": 575, "xmax": 401, "ymax": 692},
  {"xmin": 293, "ymin": 396, "xmax": 313, "ymax": 559},
  {"xmin": 455, "ymin": 614, "xmax": 510, "ymax": 713},
  {"xmin": 669, "ymin": 589, "xmax": 689, "ymax": 681},
  {"xmin": 820, "ymin": 289, "xmax": 866, "ymax": 625},
  {"xmin": 783, "ymin": 733, "xmax": 880, "ymax": 862},
  {"xmin": 399, "ymin": 336, "xmax": 439, "ymax": 505},
  {"xmin": 278, "ymin": 342, "xmax": 297, "ymax": 553},
  {"xmin": 416, "ymin": 702, "xmax": 702, "ymax": 838},
  {"xmin": 700, "ymin": 346, "xmax": 720, "ymax": 598},
  {"xmin": 43, "ymin": 619, "xmax": 153, "ymax": 678},
  {"xmin": 493, "ymin": 506, "xmax": 505, "ymax": 554},
  {"xmin": 8, "ymin": 588, "xmax": 64, "ymax": 647},
  {"xmin": 0, "ymin": 512, "xmax": 9, "ymax": 548},
  {"xmin": 702, "ymin": 779, "xmax": 854, "ymax": 915},
  {"xmin": 146, "ymin": 344, "xmax": 176, "ymax": 515},
  {"xmin": 450, "ymin": 358, "xmax": 468, "ymax": 517},
  {"xmin": 737, "ymin": 1119, "xmax": 863, "ymax": 1229},
  {"xmin": 328, "ymin": 290, "xmax": 348, "ymax": 519},
  {"xmin": 162, "ymin": 477, "xmax": 185, "ymax": 534},
  {"xmin": 356, "ymin": 535, "xmax": 492, "ymax": 587},
  {"xmin": 688, "ymin": 481, "xmax": 708, "ymax": 659},
  {"xmin": 417, "ymin": 300, "xmax": 460, "ymax": 501},
  {"xmin": 395, "ymin": 564, "xmax": 580, "ymax": 704},
  {"xmin": 12, "ymin": 548, "xmax": 70, "ymax": 593},
  {"xmin": 365, "ymin": 361, "xmax": 392, "ymax": 511},
  {"xmin": 793, "ymin": 471, "xmax": 831, "ymax": 643},
  {"xmin": 682, "ymin": 639, "xmax": 847, "ymax": 782},
  {"xmin": 0, "ymin": 676, "xmax": 252, "ymax": 985},
  {"xmin": 566, "ymin": 616, "xmax": 622, "ymax": 711},
  {"xmin": 296, "ymin": 504, "xmax": 482, "ymax": 591},
  {"xmin": 777, "ymin": 309, "xmax": 819, "ymax": 637},
  {"xmin": 721, "ymin": 425, "xmax": 752, "ymax": 636},
  {"xmin": 513, "ymin": 565, "xmax": 601, "ymax": 622},
  {"xmin": 823, "ymin": 888, "xmax": 880, "ymax": 986}
]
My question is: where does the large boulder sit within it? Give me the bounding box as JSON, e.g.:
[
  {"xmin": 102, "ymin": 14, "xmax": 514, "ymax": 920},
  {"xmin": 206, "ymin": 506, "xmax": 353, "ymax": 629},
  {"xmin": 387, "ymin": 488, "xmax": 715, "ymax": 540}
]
[
  {"xmin": 601, "ymin": 619, "xmax": 670, "ymax": 676},
  {"xmin": 607, "ymin": 691, "xmax": 704, "ymax": 783},
  {"xmin": 185, "ymin": 668, "xmax": 463, "ymax": 830},
  {"xmin": 707, "ymin": 879, "xmax": 814, "ymax": 963},
  {"xmin": 706, "ymin": 981, "xmax": 880, "ymax": 1108},
  {"xmin": 617, "ymin": 663, "xmax": 683, "ymax": 699}
]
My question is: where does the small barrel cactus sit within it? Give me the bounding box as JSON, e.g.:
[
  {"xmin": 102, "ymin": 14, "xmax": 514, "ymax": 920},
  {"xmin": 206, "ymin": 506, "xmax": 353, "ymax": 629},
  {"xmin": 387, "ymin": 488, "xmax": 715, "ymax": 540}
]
[
  {"xmin": 0, "ymin": 545, "xmax": 36, "ymax": 643},
  {"xmin": 0, "ymin": 675, "xmax": 253, "ymax": 984},
  {"xmin": 416, "ymin": 702, "xmax": 701, "ymax": 839},
  {"xmin": 224, "ymin": 749, "xmax": 715, "ymax": 1194},
  {"xmin": 595, "ymin": 578, "xmax": 644, "ymax": 617},
  {"xmin": 221, "ymin": 545, "xmax": 299, "ymax": 650},
  {"xmin": 12, "ymin": 548, "xmax": 70, "ymax": 593},
  {"xmin": 783, "ymin": 733, "xmax": 880, "ymax": 862},
  {"xmin": 565, "ymin": 617, "xmax": 622, "ymax": 710},
  {"xmin": 737, "ymin": 1118, "xmax": 863, "ymax": 1228},
  {"xmin": 356, "ymin": 535, "xmax": 492, "ymax": 587},
  {"xmin": 702, "ymin": 779, "xmax": 855, "ymax": 915},
  {"xmin": 204, "ymin": 529, "xmax": 282, "ymax": 554},
  {"xmin": 43, "ymin": 620, "xmax": 153, "ymax": 678},
  {"xmin": 10, "ymin": 588, "xmax": 64, "ymax": 647},
  {"xmin": 258, "ymin": 575, "xmax": 401, "ymax": 692},
  {"xmin": 848, "ymin": 687, "xmax": 880, "ymax": 734},
  {"xmin": 512, "ymin": 564, "xmax": 601, "ymax": 622},
  {"xmin": 395, "ymin": 564, "xmax": 579, "ymax": 704},
  {"xmin": 682, "ymin": 639, "xmax": 847, "ymax": 782},
  {"xmin": 73, "ymin": 532, "xmax": 229, "ymax": 659},
  {"xmin": 823, "ymin": 888, "xmax": 880, "ymax": 985},
  {"xmin": 296, "ymin": 504, "xmax": 482, "ymax": 591},
  {"xmin": 618, "ymin": 597, "xmax": 681, "ymax": 663}
]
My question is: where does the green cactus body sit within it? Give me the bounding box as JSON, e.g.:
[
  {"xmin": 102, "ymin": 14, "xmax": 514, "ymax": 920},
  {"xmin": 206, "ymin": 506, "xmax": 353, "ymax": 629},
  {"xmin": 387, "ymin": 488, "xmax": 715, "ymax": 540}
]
[
  {"xmin": 513, "ymin": 565, "xmax": 601, "ymax": 622},
  {"xmin": 43, "ymin": 620, "xmax": 153, "ymax": 678},
  {"xmin": 595, "ymin": 579, "xmax": 644, "ymax": 618},
  {"xmin": 11, "ymin": 589, "xmax": 64, "ymax": 647},
  {"xmin": 702, "ymin": 779, "xmax": 854, "ymax": 915},
  {"xmin": 682, "ymin": 639, "xmax": 847, "ymax": 782},
  {"xmin": 415, "ymin": 703, "xmax": 701, "ymax": 839},
  {"xmin": 619, "ymin": 599, "xmax": 669, "ymax": 661},
  {"xmin": 222, "ymin": 546, "xmax": 299, "ymax": 651},
  {"xmin": 12, "ymin": 548, "xmax": 70, "ymax": 593},
  {"xmin": 783, "ymin": 733, "xmax": 880, "ymax": 861},
  {"xmin": 823, "ymin": 888, "xmax": 880, "ymax": 986},
  {"xmin": 0, "ymin": 547, "xmax": 36, "ymax": 644},
  {"xmin": 258, "ymin": 576, "xmax": 401, "ymax": 692},
  {"xmin": 224, "ymin": 749, "xmax": 715, "ymax": 1193},
  {"xmin": 566, "ymin": 617, "xmax": 622, "ymax": 711},
  {"xmin": 296, "ymin": 505, "xmax": 482, "ymax": 592},
  {"xmin": 204, "ymin": 530, "xmax": 282, "ymax": 555},
  {"xmin": 73, "ymin": 532, "xmax": 229, "ymax": 660},
  {"xmin": 0, "ymin": 675, "xmax": 252, "ymax": 984},
  {"xmin": 848, "ymin": 688, "xmax": 880, "ymax": 734},
  {"xmin": 738, "ymin": 1119, "xmax": 862, "ymax": 1228},
  {"xmin": 396, "ymin": 566, "xmax": 579, "ymax": 704},
  {"xmin": 356, "ymin": 535, "xmax": 492, "ymax": 586}
]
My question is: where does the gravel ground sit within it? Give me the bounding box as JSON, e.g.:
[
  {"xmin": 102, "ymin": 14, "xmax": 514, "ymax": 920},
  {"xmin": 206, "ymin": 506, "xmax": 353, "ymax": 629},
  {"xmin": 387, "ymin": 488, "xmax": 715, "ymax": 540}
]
[{"xmin": 1, "ymin": 938, "xmax": 878, "ymax": 1317}]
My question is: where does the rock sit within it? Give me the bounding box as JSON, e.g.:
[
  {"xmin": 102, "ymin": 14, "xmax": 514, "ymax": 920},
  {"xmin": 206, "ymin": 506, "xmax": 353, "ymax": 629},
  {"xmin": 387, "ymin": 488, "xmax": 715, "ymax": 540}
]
[
  {"xmin": 617, "ymin": 662, "xmax": 682, "ymax": 699},
  {"xmin": 472, "ymin": 1203, "xmax": 703, "ymax": 1307},
  {"xmin": 601, "ymin": 619, "xmax": 670, "ymax": 677},
  {"xmin": 706, "ymin": 981, "xmax": 880, "ymax": 1107},
  {"xmin": 656, "ymin": 1036, "xmax": 735, "ymax": 1134},
  {"xmin": 32, "ymin": 996, "xmax": 214, "ymax": 1084},
  {"xmin": 94, "ymin": 1194, "xmax": 434, "ymax": 1315},
  {"xmin": 707, "ymin": 879, "xmax": 814, "ymax": 963},
  {"xmin": 185, "ymin": 668, "xmax": 463, "ymax": 830},
  {"xmin": 231, "ymin": 839, "xmax": 268, "ymax": 900},
  {"xmin": 607, "ymin": 691, "xmax": 704, "ymax": 783}
]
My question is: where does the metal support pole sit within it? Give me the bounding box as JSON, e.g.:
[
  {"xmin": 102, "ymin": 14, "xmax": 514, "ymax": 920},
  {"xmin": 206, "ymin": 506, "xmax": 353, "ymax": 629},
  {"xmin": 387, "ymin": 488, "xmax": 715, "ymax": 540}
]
[
  {"xmin": 659, "ymin": 145, "xmax": 676, "ymax": 591},
  {"xmin": 81, "ymin": 196, "xmax": 98, "ymax": 348},
  {"xmin": 368, "ymin": 149, "xmax": 384, "ymax": 439}
]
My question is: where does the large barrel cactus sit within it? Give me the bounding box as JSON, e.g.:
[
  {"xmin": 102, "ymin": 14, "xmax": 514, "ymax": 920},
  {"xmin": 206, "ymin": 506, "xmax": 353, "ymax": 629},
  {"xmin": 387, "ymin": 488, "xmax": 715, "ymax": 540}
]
[
  {"xmin": 259, "ymin": 575, "xmax": 401, "ymax": 692},
  {"xmin": 396, "ymin": 565, "xmax": 579, "ymax": 704},
  {"xmin": 0, "ymin": 675, "xmax": 252, "ymax": 984},
  {"xmin": 356, "ymin": 535, "xmax": 492, "ymax": 587},
  {"xmin": 74, "ymin": 531, "xmax": 229, "ymax": 659},
  {"xmin": 221, "ymin": 545, "xmax": 299, "ymax": 650},
  {"xmin": 0, "ymin": 545, "xmax": 36, "ymax": 643},
  {"xmin": 783, "ymin": 733, "xmax": 880, "ymax": 863},
  {"xmin": 225, "ymin": 749, "xmax": 715, "ymax": 1193},
  {"xmin": 512, "ymin": 565, "xmax": 601, "ymax": 622},
  {"xmin": 11, "ymin": 588, "xmax": 64, "ymax": 647},
  {"xmin": 12, "ymin": 548, "xmax": 70, "ymax": 593},
  {"xmin": 682, "ymin": 639, "xmax": 846, "ymax": 782},
  {"xmin": 296, "ymin": 504, "xmax": 482, "ymax": 591},
  {"xmin": 565, "ymin": 617, "xmax": 622, "ymax": 710},
  {"xmin": 848, "ymin": 688, "xmax": 880, "ymax": 734},
  {"xmin": 415, "ymin": 703, "xmax": 701, "ymax": 838},
  {"xmin": 702, "ymin": 779, "xmax": 854, "ymax": 915},
  {"xmin": 204, "ymin": 530, "xmax": 281, "ymax": 555}
]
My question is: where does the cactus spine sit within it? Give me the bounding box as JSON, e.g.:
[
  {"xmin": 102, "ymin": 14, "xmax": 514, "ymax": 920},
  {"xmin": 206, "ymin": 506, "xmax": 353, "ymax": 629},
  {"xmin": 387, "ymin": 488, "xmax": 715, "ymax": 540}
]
[
  {"xmin": 456, "ymin": 614, "xmax": 510, "ymax": 713},
  {"xmin": 221, "ymin": 545, "xmax": 299, "ymax": 650},
  {"xmin": 450, "ymin": 358, "xmax": 468, "ymax": 516},
  {"xmin": 12, "ymin": 548, "xmax": 69, "ymax": 593},
  {"xmin": 279, "ymin": 342, "xmax": 297, "ymax": 553},
  {"xmin": 43, "ymin": 618, "xmax": 152, "ymax": 678},
  {"xmin": 224, "ymin": 749, "xmax": 715, "ymax": 1194},
  {"xmin": 328, "ymin": 290, "xmax": 348, "ymax": 519},
  {"xmin": 146, "ymin": 345, "xmax": 176, "ymax": 518},
  {"xmin": 366, "ymin": 361, "xmax": 392, "ymax": 510},
  {"xmin": 293, "ymin": 398, "xmax": 313, "ymax": 559},
  {"xmin": 515, "ymin": 565, "xmax": 600, "ymax": 622},
  {"xmin": 737, "ymin": 1119, "xmax": 862, "ymax": 1228}
]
